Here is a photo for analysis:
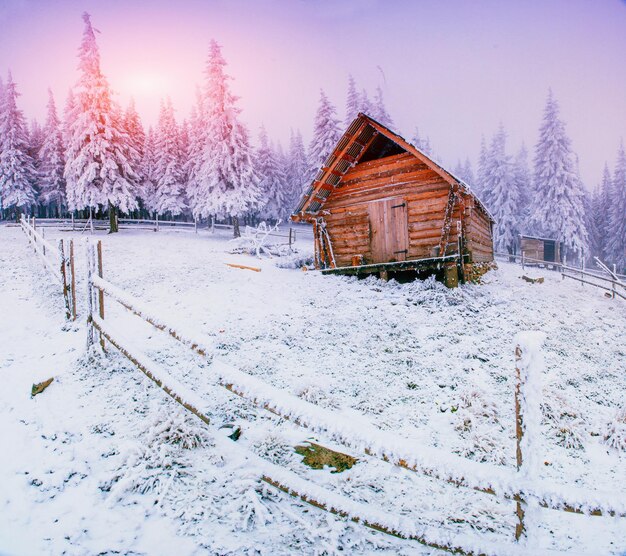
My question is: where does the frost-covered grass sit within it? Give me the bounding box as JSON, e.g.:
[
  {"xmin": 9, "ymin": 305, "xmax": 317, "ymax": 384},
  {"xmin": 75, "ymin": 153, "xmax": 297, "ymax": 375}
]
[{"xmin": 1, "ymin": 223, "xmax": 625, "ymax": 554}]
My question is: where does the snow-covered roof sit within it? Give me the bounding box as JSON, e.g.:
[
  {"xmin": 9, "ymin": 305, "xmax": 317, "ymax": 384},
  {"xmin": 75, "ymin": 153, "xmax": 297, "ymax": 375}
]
[
  {"xmin": 520, "ymin": 234, "xmax": 563, "ymax": 243},
  {"xmin": 292, "ymin": 113, "xmax": 495, "ymax": 223}
]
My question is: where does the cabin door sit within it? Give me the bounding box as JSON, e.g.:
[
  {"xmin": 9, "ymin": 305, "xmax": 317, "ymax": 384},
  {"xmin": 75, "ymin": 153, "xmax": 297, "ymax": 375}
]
[
  {"xmin": 368, "ymin": 198, "xmax": 409, "ymax": 264},
  {"xmin": 544, "ymin": 240, "xmax": 556, "ymax": 262}
]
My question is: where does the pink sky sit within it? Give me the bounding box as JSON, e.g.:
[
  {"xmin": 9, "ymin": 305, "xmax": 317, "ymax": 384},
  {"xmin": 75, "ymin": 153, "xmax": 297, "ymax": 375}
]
[{"xmin": 1, "ymin": 0, "xmax": 625, "ymax": 187}]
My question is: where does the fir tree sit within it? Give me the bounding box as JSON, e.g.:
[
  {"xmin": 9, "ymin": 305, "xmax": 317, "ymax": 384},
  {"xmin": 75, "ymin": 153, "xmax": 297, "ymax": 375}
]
[
  {"xmin": 411, "ymin": 127, "xmax": 432, "ymax": 156},
  {"xmin": 154, "ymin": 99, "xmax": 186, "ymax": 217},
  {"xmin": 308, "ymin": 90, "xmax": 341, "ymax": 176},
  {"xmin": 359, "ymin": 88, "xmax": 373, "ymax": 116},
  {"xmin": 608, "ymin": 142, "xmax": 626, "ymax": 271},
  {"xmin": 286, "ymin": 128, "xmax": 309, "ymax": 212},
  {"xmin": 0, "ymin": 73, "xmax": 37, "ymax": 217},
  {"xmin": 28, "ymin": 119, "xmax": 44, "ymax": 214},
  {"xmin": 530, "ymin": 90, "xmax": 588, "ymax": 261},
  {"xmin": 139, "ymin": 127, "xmax": 158, "ymax": 215},
  {"xmin": 596, "ymin": 164, "xmax": 613, "ymax": 261},
  {"xmin": 38, "ymin": 89, "xmax": 66, "ymax": 217},
  {"xmin": 195, "ymin": 40, "xmax": 261, "ymax": 237},
  {"xmin": 184, "ymin": 95, "xmax": 205, "ymax": 219},
  {"xmin": 475, "ymin": 135, "xmax": 488, "ymax": 197},
  {"xmin": 64, "ymin": 13, "xmax": 138, "ymax": 232},
  {"xmin": 256, "ymin": 126, "xmax": 288, "ymax": 222},
  {"xmin": 482, "ymin": 125, "xmax": 519, "ymax": 254},
  {"xmin": 512, "ymin": 145, "xmax": 532, "ymax": 229},
  {"xmin": 344, "ymin": 75, "xmax": 359, "ymax": 127},
  {"xmin": 373, "ymin": 86, "xmax": 393, "ymax": 128}
]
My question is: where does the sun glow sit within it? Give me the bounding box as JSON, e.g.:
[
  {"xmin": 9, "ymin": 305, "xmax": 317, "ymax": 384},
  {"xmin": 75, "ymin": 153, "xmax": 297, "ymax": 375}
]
[{"xmin": 122, "ymin": 71, "xmax": 169, "ymax": 97}]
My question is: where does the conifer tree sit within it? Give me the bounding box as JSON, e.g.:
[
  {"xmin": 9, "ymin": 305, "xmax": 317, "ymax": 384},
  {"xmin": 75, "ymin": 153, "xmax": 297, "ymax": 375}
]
[
  {"xmin": 483, "ymin": 125, "xmax": 519, "ymax": 254},
  {"xmin": 38, "ymin": 89, "xmax": 66, "ymax": 217},
  {"xmin": 411, "ymin": 127, "xmax": 432, "ymax": 156},
  {"xmin": 184, "ymin": 95, "xmax": 205, "ymax": 218},
  {"xmin": 512, "ymin": 145, "xmax": 532, "ymax": 229},
  {"xmin": 530, "ymin": 90, "xmax": 588, "ymax": 261},
  {"xmin": 124, "ymin": 99, "xmax": 145, "ymax": 169},
  {"xmin": 475, "ymin": 135, "xmax": 488, "ymax": 197},
  {"xmin": 64, "ymin": 13, "xmax": 138, "ymax": 232},
  {"xmin": 373, "ymin": 86, "xmax": 393, "ymax": 128},
  {"xmin": 195, "ymin": 40, "xmax": 261, "ymax": 237},
  {"xmin": 359, "ymin": 88, "xmax": 373, "ymax": 116},
  {"xmin": 608, "ymin": 143, "xmax": 626, "ymax": 271},
  {"xmin": 286, "ymin": 128, "xmax": 309, "ymax": 212},
  {"xmin": 153, "ymin": 99, "xmax": 186, "ymax": 217},
  {"xmin": 256, "ymin": 126, "xmax": 288, "ymax": 222},
  {"xmin": 308, "ymin": 90, "xmax": 341, "ymax": 176},
  {"xmin": 139, "ymin": 127, "xmax": 158, "ymax": 215},
  {"xmin": 596, "ymin": 164, "xmax": 613, "ymax": 261},
  {"xmin": 0, "ymin": 73, "xmax": 37, "ymax": 218},
  {"xmin": 344, "ymin": 75, "xmax": 359, "ymax": 127}
]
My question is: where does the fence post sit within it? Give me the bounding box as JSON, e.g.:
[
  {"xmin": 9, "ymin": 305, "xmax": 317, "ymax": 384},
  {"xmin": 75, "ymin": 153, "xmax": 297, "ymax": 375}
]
[
  {"xmin": 96, "ymin": 240, "xmax": 105, "ymax": 349},
  {"xmin": 59, "ymin": 240, "xmax": 70, "ymax": 320},
  {"xmin": 71, "ymin": 213, "xmax": 75, "ymax": 231},
  {"xmin": 514, "ymin": 331, "xmax": 544, "ymax": 544},
  {"xmin": 194, "ymin": 217, "xmax": 198, "ymax": 234},
  {"xmin": 42, "ymin": 228, "xmax": 46, "ymax": 256},
  {"xmin": 288, "ymin": 228, "xmax": 293, "ymax": 249},
  {"xmin": 70, "ymin": 240, "xmax": 76, "ymax": 321},
  {"xmin": 613, "ymin": 264, "xmax": 617, "ymax": 299},
  {"xmin": 86, "ymin": 241, "xmax": 95, "ymax": 348}
]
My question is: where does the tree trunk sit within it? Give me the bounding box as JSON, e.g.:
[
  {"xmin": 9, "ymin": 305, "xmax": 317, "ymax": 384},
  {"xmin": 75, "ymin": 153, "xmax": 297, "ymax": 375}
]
[
  {"xmin": 233, "ymin": 215, "xmax": 241, "ymax": 238},
  {"xmin": 108, "ymin": 202, "xmax": 119, "ymax": 233}
]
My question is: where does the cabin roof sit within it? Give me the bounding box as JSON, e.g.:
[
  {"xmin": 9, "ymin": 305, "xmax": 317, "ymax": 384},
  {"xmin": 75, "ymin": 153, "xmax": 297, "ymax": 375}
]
[
  {"xmin": 520, "ymin": 234, "xmax": 562, "ymax": 243},
  {"xmin": 291, "ymin": 113, "xmax": 494, "ymax": 222}
]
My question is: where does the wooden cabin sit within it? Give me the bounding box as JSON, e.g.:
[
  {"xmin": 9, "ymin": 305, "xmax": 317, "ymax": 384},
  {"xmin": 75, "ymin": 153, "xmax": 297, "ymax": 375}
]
[
  {"xmin": 291, "ymin": 114, "xmax": 494, "ymax": 286},
  {"xmin": 520, "ymin": 235, "xmax": 563, "ymax": 264}
]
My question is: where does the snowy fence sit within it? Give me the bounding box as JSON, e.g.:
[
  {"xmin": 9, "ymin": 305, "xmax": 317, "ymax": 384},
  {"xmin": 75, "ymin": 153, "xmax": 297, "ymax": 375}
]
[
  {"xmin": 23, "ymin": 216, "xmax": 312, "ymax": 246},
  {"xmin": 85, "ymin": 240, "xmax": 626, "ymax": 554},
  {"xmin": 495, "ymin": 251, "xmax": 626, "ymax": 300},
  {"xmin": 20, "ymin": 215, "xmax": 77, "ymax": 320}
]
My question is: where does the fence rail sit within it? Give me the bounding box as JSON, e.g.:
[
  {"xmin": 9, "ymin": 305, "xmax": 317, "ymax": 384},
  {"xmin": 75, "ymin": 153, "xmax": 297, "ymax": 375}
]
[
  {"xmin": 20, "ymin": 216, "xmax": 76, "ymax": 320},
  {"xmin": 495, "ymin": 251, "xmax": 626, "ymax": 300},
  {"xmin": 84, "ymin": 239, "xmax": 625, "ymax": 555}
]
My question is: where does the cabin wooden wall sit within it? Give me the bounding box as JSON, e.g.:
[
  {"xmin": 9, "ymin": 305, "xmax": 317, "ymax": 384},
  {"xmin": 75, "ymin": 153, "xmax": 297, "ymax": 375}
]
[
  {"xmin": 521, "ymin": 238, "xmax": 544, "ymax": 261},
  {"xmin": 465, "ymin": 201, "xmax": 494, "ymax": 263},
  {"xmin": 319, "ymin": 152, "xmax": 492, "ymax": 268}
]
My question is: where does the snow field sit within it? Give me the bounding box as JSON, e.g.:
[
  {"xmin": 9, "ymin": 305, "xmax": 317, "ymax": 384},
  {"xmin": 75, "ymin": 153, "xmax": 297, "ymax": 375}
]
[{"xmin": 2, "ymin": 224, "xmax": 626, "ymax": 554}]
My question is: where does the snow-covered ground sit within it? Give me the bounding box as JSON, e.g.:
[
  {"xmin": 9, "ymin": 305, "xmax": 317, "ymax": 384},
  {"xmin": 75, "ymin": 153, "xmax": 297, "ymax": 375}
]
[{"xmin": 1, "ymin": 223, "xmax": 625, "ymax": 555}]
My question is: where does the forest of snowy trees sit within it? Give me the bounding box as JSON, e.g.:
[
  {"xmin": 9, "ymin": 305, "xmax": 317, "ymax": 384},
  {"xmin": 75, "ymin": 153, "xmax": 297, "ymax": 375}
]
[{"xmin": 0, "ymin": 13, "xmax": 624, "ymax": 269}]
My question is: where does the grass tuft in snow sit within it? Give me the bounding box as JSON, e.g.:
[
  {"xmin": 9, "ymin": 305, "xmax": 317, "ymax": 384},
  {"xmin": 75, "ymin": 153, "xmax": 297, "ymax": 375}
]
[{"xmin": 602, "ymin": 406, "xmax": 626, "ymax": 452}]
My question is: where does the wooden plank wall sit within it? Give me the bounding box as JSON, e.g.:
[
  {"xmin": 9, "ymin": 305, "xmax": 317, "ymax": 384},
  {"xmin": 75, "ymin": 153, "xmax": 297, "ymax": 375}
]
[{"xmin": 321, "ymin": 152, "xmax": 491, "ymax": 268}]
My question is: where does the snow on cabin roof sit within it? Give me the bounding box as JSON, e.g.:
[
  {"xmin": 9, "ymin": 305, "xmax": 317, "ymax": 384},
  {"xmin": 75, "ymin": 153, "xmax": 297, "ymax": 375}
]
[
  {"xmin": 520, "ymin": 234, "xmax": 563, "ymax": 243},
  {"xmin": 291, "ymin": 113, "xmax": 495, "ymax": 223}
]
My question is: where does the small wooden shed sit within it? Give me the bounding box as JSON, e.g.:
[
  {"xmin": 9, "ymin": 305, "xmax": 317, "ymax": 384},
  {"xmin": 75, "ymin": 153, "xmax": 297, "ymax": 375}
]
[
  {"xmin": 291, "ymin": 114, "xmax": 494, "ymax": 285},
  {"xmin": 520, "ymin": 235, "xmax": 563, "ymax": 264}
]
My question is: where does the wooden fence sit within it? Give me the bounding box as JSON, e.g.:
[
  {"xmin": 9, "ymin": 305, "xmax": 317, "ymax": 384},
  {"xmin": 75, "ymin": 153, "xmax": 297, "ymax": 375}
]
[
  {"xmin": 20, "ymin": 215, "xmax": 77, "ymax": 320},
  {"xmin": 19, "ymin": 216, "xmax": 313, "ymax": 247},
  {"xmin": 85, "ymin": 239, "xmax": 625, "ymax": 555},
  {"xmin": 495, "ymin": 252, "xmax": 626, "ymax": 300}
]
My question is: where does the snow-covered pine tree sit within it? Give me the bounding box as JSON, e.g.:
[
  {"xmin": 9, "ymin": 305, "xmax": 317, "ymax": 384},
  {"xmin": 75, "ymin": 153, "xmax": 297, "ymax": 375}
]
[
  {"xmin": 474, "ymin": 135, "xmax": 488, "ymax": 197},
  {"xmin": 38, "ymin": 89, "xmax": 66, "ymax": 217},
  {"xmin": 607, "ymin": 143, "xmax": 626, "ymax": 271},
  {"xmin": 286, "ymin": 129, "xmax": 309, "ymax": 212},
  {"xmin": 256, "ymin": 126, "xmax": 288, "ymax": 222},
  {"xmin": 411, "ymin": 127, "xmax": 432, "ymax": 156},
  {"xmin": 27, "ymin": 119, "xmax": 44, "ymax": 215},
  {"xmin": 596, "ymin": 164, "xmax": 613, "ymax": 261},
  {"xmin": 344, "ymin": 75, "xmax": 359, "ymax": 127},
  {"xmin": 138, "ymin": 127, "xmax": 158, "ymax": 216},
  {"xmin": 512, "ymin": 144, "xmax": 532, "ymax": 230},
  {"xmin": 64, "ymin": 13, "xmax": 139, "ymax": 232},
  {"xmin": 153, "ymin": 99, "xmax": 186, "ymax": 217},
  {"xmin": 195, "ymin": 40, "xmax": 261, "ymax": 237},
  {"xmin": 462, "ymin": 158, "xmax": 475, "ymax": 186},
  {"xmin": 530, "ymin": 90, "xmax": 588, "ymax": 261},
  {"xmin": 308, "ymin": 89, "xmax": 341, "ymax": 177},
  {"xmin": 0, "ymin": 73, "xmax": 37, "ymax": 218},
  {"xmin": 359, "ymin": 88, "xmax": 373, "ymax": 116},
  {"xmin": 482, "ymin": 125, "xmax": 520, "ymax": 254},
  {"xmin": 184, "ymin": 95, "xmax": 205, "ymax": 220},
  {"xmin": 373, "ymin": 86, "xmax": 394, "ymax": 128}
]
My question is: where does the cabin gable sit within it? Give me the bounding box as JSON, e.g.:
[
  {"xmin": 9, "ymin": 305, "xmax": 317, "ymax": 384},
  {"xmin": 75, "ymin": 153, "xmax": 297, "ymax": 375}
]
[{"xmin": 293, "ymin": 113, "xmax": 494, "ymax": 282}]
